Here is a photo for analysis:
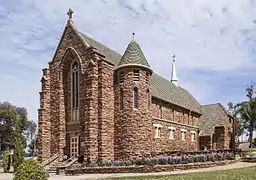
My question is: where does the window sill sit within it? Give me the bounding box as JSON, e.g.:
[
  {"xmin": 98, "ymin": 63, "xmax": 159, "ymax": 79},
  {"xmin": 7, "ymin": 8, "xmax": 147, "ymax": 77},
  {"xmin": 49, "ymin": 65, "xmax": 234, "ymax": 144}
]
[
  {"xmin": 154, "ymin": 136, "xmax": 160, "ymax": 139},
  {"xmin": 67, "ymin": 121, "xmax": 80, "ymax": 125}
]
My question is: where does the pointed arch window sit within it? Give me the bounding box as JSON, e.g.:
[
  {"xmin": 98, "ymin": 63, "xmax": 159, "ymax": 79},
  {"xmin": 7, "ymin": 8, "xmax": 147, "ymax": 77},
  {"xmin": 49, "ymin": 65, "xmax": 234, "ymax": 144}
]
[
  {"xmin": 71, "ymin": 61, "xmax": 79, "ymax": 121},
  {"xmin": 134, "ymin": 87, "xmax": 138, "ymax": 109}
]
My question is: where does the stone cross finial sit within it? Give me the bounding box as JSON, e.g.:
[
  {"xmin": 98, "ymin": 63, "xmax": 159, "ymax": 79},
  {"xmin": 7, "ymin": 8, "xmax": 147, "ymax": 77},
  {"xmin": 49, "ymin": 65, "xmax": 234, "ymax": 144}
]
[
  {"xmin": 172, "ymin": 54, "xmax": 176, "ymax": 62},
  {"xmin": 132, "ymin": 33, "xmax": 135, "ymax": 40},
  {"xmin": 67, "ymin": 8, "xmax": 73, "ymax": 20}
]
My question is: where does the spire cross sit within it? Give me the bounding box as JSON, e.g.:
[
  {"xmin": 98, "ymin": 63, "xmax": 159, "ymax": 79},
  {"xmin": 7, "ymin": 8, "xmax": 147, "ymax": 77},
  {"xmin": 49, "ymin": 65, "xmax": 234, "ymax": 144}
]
[
  {"xmin": 172, "ymin": 54, "xmax": 176, "ymax": 62},
  {"xmin": 132, "ymin": 33, "xmax": 135, "ymax": 40},
  {"xmin": 67, "ymin": 8, "xmax": 73, "ymax": 20}
]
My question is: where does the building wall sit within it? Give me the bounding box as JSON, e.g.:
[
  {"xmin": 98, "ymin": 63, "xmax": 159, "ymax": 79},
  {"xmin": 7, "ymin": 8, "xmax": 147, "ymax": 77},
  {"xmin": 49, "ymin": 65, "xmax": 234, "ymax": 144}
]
[
  {"xmin": 114, "ymin": 68, "xmax": 153, "ymax": 160},
  {"xmin": 97, "ymin": 60, "xmax": 115, "ymax": 161},
  {"xmin": 150, "ymin": 98, "xmax": 200, "ymax": 152},
  {"xmin": 199, "ymin": 136, "xmax": 211, "ymax": 150},
  {"xmin": 38, "ymin": 21, "xmax": 233, "ymax": 163},
  {"xmin": 151, "ymin": 98, "xmax": 200, "ymax": 127},
  {"xmin": 151, "ymin": 118, "xmax": 198, "ymax": 153},
  {"xmin": 38, "ymin": 22, "xmax": 113, "ymax": 162}
]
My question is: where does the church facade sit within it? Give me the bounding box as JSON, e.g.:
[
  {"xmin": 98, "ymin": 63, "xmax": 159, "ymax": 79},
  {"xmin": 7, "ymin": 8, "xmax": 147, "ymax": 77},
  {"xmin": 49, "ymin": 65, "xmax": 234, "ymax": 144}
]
[{"xmin": 38, "ymin": 11, "xmax": 234, "ymax": 163}]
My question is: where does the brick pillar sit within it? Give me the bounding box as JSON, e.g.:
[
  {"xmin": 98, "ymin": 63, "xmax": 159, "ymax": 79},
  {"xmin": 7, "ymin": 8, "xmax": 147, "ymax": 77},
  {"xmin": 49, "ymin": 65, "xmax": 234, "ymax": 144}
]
[
  {"xmin": 58, "ymin": 71, "xmax": 66, "ymax": 161},
  {"xmin": 83, "ymin": 59, "xmax": 99, "ymax": 162},
  {"xmin": 98, "ymin": 60, "xmax": 115, "ymax": 161},
  {"xmin": 210, "ymin": 134, "xmax": 213, "ymax": 150},
  {"xmin": 37, "ymin": 68, "xmax": 51, "ymax": 163}
]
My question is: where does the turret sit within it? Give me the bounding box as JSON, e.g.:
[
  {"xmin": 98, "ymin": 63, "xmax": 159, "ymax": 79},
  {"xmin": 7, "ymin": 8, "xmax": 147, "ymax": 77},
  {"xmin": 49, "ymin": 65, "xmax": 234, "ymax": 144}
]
[{"xmin": 114, "ymin": 33, "xmax": 153, "ymax": 160}]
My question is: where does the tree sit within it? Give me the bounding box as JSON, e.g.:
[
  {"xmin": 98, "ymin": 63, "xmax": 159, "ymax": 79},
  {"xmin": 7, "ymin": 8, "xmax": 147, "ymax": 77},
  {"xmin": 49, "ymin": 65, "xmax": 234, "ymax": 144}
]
[
  {"xmin": 14, "ymin": 159, "xmax": 48, "ymax": 180},
  {"xmin": 25, "ymin": 120, "xmax": 36, "ymax": 141},
  {"xmin": 27, "ymin": 135, "xmax": 38, "ymax": 157},
  {"xmin": 234, "ymin": 84, "xmax": 256, "ymax": 148},
  {"xmin": 13, "ymin": 116, "xmax": 24, "ymax": 171},
  {"xmin": 3, "ymin": 146, "xmax": 9, "ymax": 172},
  {"xmin": 25, "ymin": 120, "xmax": 37, "ymax": 157},
  {"xmin": 227, "ymin": 102, "xmax": 244, "ymax": 142},
  {"xmin": 0, "ymin": 102, "xmax": 29, "ymax": 151}
]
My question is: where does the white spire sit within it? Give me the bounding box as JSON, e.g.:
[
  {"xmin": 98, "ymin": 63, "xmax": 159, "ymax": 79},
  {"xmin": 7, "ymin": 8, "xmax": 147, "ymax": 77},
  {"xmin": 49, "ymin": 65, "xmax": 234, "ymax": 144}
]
[{"xmin": 171, "ymin": 54, "xmax": 178, "ymax": 86}]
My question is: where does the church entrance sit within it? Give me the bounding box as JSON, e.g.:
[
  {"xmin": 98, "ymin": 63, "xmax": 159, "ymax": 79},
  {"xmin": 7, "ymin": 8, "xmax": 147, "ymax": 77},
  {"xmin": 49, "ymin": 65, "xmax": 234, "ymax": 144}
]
[{"xmin": 70, "ymin": 135, "xmax": 79, "ymax": 157}]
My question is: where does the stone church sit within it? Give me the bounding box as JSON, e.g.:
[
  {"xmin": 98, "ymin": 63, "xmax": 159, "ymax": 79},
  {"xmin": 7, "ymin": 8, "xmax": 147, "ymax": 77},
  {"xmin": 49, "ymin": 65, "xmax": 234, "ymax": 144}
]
[{"xmin": 38, "ymin": 10, "xmax": 234, "ymax": 163}]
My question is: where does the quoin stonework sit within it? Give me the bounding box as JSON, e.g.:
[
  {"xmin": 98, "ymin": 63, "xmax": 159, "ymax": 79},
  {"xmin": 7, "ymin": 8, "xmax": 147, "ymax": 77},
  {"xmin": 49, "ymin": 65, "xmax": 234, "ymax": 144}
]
[{"xmin": 38, "ymin": 10, "xmax": 235, "ymax": 163}]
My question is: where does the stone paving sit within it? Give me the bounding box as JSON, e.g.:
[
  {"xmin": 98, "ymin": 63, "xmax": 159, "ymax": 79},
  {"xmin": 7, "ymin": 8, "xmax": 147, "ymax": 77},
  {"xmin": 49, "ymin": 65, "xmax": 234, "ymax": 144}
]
[{"xmin": 0, "ymin": 162, "xmax": 256, "ymax": 180}]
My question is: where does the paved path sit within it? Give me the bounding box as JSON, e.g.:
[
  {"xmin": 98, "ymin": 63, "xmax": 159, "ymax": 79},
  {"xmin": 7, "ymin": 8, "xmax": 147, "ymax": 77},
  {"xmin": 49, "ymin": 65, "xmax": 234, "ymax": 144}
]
[{"xmin": 0, "ymin": 162, "xmax": 256, "ymax": 180}]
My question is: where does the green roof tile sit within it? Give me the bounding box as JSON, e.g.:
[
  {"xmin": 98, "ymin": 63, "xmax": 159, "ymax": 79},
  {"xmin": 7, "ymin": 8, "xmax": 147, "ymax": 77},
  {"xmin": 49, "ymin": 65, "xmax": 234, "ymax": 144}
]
[
  {"xmin": 198, "ymin": 103, "xmax": 229, "ymax": 136},
  {"xmin": 78, "ymin": 31, "xmax": 201, "ymax": 114},
  {"xmin": 118, "ymin": 40, "xmax": 150, "ymax": 67}
]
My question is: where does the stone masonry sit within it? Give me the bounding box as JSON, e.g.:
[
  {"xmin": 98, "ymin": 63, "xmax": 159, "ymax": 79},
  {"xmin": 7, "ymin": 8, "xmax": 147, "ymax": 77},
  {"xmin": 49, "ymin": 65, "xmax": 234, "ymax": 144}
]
[{"xmin": 37, "ymin": 12, "xmax": 235, "ymax": 164}]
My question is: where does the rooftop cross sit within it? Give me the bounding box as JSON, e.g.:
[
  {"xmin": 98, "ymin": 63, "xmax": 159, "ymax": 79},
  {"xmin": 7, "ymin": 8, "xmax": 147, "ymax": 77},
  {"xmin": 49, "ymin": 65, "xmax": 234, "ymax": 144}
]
[
  {"xmin": 132, "ymin": 33, "xmax": 135, "ymax": 40},
  {"xmin": 67, "ymin": 8, "xmax": 73, "ymax": 20}
]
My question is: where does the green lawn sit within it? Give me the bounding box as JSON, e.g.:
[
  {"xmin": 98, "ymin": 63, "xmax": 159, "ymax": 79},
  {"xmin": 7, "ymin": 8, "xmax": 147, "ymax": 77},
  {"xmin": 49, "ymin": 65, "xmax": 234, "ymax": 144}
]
[
  {"xmin": 242, "ymin": 148, "xmax": 256, "ymax": 152},
  {"xmin": 108, "ymin": 166, "xmax": 256, "ymax": 180}
]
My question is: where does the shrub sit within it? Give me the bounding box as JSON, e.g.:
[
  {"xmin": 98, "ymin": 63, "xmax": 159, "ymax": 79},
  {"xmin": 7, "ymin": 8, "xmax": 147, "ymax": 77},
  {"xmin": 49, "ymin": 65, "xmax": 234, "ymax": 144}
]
[
  {"xmin": 14, "ymin": 159, "xmax": 48, "ymax": 180},
  {"xmin": 13, "ymin": 118, "xmax": 24, "ymax": 171},
  {"xmin": 3, "ymin": 147, "xmax": 10, "ymax": 172},
  {"xmin": 80, "ymin": 152, "xmax": 235, "ymax": 168}
]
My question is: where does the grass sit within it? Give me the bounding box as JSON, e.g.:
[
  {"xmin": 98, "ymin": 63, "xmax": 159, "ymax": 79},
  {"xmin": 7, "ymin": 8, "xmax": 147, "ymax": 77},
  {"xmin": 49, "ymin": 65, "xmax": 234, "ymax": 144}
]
[
  {"xmin": 108, "ymin": 166, "xmax": 256, "ymax": 180},
  {"xmin": 242, "ymin": 148, "xmax": 256, "ymax": 152}
]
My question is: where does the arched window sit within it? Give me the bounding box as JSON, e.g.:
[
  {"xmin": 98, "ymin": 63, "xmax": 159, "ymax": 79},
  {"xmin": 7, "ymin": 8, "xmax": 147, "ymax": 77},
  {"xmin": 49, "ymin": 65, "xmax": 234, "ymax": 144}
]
[
  {"xmin": 120, "ymin": 88, "xmax": 124, "ymax": 110},
  {"xmin": 159, "ymin": 105, "xmax": 163, "ymax": 119},
  {"xmin": 71, "ymin": 61, "xmax": 79, "ymax": 121},
  {"xmin": 147, "ymin": 89, "xmax": 150, "ymax": 110},
  {"xmin": 133, "ymin": 87, "xmax": 138, "ymax": 109}
]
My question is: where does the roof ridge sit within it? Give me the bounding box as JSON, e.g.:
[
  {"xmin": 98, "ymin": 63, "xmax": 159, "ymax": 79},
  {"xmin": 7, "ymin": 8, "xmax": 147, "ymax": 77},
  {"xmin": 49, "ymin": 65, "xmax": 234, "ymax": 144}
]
[{"xmin": 201, "ymin": 103, "xmax": 219, "ymax": 106}]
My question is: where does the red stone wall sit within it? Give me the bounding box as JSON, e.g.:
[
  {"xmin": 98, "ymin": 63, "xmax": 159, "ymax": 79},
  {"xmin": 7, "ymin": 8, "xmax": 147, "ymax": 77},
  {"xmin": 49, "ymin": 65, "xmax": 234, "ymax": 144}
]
[
  {"xmin": 151, "ymin": 118, "xmax": 198, "ymax": 152},
  {"xmin": 114, "ymin": 68, "xmax": 153, "ymax": 160},
  {"xmin": 37, "ymin": 68, "xmax": 51, "ymax": 162},
  {"xmin": 215, "ymin": 127, "xmax": 225, "ymax": 149},
  {"xmin": 199, "ymin": 136, "xmax": 211, "ymax": 150},
  {"xmin": 151, "ymin": 98, "xmax": 200, "ymax": 127},
  {"xmin": 98, "ymin": 60, "xmax": 115, "ymax": 161}
]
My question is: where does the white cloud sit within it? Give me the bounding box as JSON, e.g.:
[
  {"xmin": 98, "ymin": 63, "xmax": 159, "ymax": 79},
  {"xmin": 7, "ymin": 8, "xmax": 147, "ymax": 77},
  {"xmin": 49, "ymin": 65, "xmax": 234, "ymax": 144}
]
[{"xmin": 0, "ymin": 0, "xmax": 256, "ymax": 121}]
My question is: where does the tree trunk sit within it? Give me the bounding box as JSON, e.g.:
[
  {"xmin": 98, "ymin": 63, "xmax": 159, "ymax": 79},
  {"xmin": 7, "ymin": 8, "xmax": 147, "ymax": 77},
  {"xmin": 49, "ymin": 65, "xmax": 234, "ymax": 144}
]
[{"xmin": 249, "ymin": 121, "xmax": 254, "ymax": 148}]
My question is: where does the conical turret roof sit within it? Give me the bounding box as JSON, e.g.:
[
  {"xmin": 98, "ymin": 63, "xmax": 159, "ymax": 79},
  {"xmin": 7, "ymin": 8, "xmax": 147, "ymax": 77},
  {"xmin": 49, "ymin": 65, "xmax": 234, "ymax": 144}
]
[{"xmin": 118, "ymin": 39, "xmax": 150, "ymax": 67}]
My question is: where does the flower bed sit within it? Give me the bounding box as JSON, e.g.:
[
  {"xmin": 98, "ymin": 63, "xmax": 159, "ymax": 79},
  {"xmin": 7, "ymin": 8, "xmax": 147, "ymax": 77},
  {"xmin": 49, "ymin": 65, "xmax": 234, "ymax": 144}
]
[
  {"xmin": 60, "ymin": 152, "xmax": 235, "ymax": 175},
  {"xmin": 81, "ymin": 152, "xmax": 235, "ymax": 168},
  {"xmin": 63, "ymin": 160, "xmax": 236, "ymax": 175}
]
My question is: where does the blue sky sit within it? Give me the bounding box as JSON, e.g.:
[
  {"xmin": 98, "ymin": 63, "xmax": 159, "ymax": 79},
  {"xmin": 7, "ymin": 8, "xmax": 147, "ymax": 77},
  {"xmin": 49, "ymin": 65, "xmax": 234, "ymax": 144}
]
[{"xmin": 0, "ymin": 0, "xmax": 256, "ymax": 126}]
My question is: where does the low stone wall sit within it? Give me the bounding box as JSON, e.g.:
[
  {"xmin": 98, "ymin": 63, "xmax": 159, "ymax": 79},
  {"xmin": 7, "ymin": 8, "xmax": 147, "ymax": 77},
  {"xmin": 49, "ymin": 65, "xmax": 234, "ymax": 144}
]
[{"xmin": 63, "ymin": 160, "xmax": 236, "ymax": 175}]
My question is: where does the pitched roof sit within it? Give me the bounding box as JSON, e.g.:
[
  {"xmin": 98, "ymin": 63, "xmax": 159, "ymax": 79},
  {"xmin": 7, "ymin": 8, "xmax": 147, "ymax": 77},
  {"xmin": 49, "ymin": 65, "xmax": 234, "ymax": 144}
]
[
  {"xmin": 78, "ymin": 32, "xmax": 121, "ymax": 66},
  {"xmin": 198, "ymin": 103, "xmax": 229, "ymax": 136},
  {"xmin": 118, "ymin": 40, "xmax": 150, "ymax": 67},
  {"xmin": 151, "ymin": 73, "xmax": 201, "ymax": 113},
  {"xmin": 78, "ymin": 31, "xmax": 201, "ymax": 114}
]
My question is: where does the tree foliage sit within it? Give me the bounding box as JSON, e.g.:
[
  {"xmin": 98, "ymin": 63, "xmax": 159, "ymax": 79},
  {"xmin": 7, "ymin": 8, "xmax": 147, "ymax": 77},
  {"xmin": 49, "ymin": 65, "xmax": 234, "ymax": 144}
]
[
  {"xmin": 28, "ymin": 135, "xmax": 38, "ymax": 157},
  {"xmin": 13, "ymin": 117, "xmax": 24, "ymax": 171},
  {"xmin": 3, "ymin": 146, "xmax": 9, "ymax": 172},
  {"xmin": 0, "ymin": 102, "xmax": 29, "ymax": 151},
  {"xmin": 227, "ymin": 102, "xmax": 244, "ymax": 141},
  {"xmin": 14, "ymin": 159, "xmax": 48, "ymax": 180},
  {"xmin": 229, "ymin": 83, "xmax": 256, "ymax": 148},
  {"xmin": 25, "ymin": 120, "xmax": 37, "ymax": 141}
]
